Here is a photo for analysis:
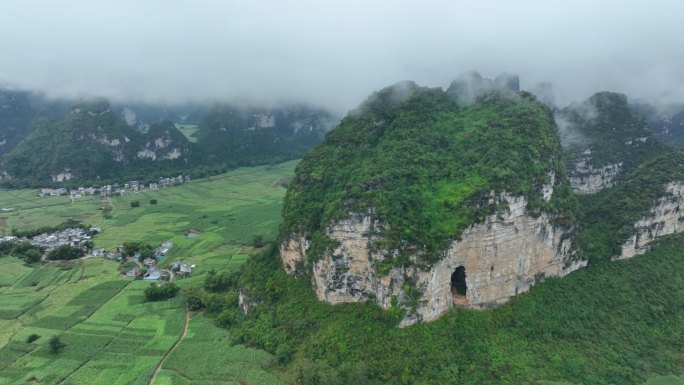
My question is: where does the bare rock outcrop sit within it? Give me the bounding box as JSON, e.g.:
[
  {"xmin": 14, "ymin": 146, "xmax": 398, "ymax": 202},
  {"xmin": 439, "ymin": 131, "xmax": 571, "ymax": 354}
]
[
  {"xmin": 281, "ymin": 191, "xmax": 585, "ymax": 326},
  {"xmin": 617, "ymin": 182, "xmax": 684, "ymax": 259},
  {"xmin": 568, "ymin": 153, "xmax": 622, "ymax": 194}
]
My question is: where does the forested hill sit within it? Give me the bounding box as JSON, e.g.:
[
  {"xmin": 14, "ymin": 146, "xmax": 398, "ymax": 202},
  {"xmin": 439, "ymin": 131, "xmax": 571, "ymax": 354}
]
[
  {"xmin": 194, "ymin": 104, "xmax": 337, "ymax": 167},
  {"xmin": 0, "ymin": 89, "xmax": 71, "ymax": 156},
  {"xmin": 2, "ymin": 100, "xmax": 195, "ymax": 184},
  {"xmin": 0, "ymin": 93, "xmax": 338, "ymax": 187},
  {"xmin": 557, "ymin": 92, "xmax": 673, "ymax": 194},
  {"xmin": 631, "ymin": 101, "xmax": 684, "ymax": 147},
  {"xmin": 198, "ymin": 79, "xmax": 684, "ymax": 385},
  {"xmin": 280, "ymin": 79, "xmax": 576, "ymax": 265}
]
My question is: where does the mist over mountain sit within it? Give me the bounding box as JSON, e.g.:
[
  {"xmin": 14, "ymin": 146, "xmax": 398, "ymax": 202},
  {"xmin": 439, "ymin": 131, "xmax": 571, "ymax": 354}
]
[
  {"xmin": 0, "ymin": 90, "xmax": 339, "ymax": 186},
  {"xmin": 1, "ymin": 1, "xmax": 683, "ymax": 114}
]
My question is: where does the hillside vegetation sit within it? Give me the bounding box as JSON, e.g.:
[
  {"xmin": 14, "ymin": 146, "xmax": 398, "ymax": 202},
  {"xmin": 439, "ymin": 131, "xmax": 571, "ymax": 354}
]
[
  {"xmin": 281, "ymin": 82, "xmax": 576, "ymax": 265},
  {"xmin": 0, "ymin": 93, "xmax": 337, "ymax": 187},
  {"xmin": 576, "ymin": 151, "xmax": 684, "ymax": 262},
  {"xmin": 194, "ymin": 231, "xmax": 683, "ymax": 385},
  {"xmin": 559, "ymin": 92, "xmax": 672, "ymax": 178}
]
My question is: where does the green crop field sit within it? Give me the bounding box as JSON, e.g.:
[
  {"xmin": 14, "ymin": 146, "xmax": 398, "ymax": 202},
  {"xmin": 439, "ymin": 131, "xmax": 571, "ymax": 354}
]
[
  {"xmin": 0, "ymin": 161, "xmax": 296, "ymax": 384},
  {"xmin": 155, "ymin": 315, "xmax": 282, "ymax": 385},
  {"xmin": 175, "ymin": 124, "xmax": 199, "ymax": 142}
]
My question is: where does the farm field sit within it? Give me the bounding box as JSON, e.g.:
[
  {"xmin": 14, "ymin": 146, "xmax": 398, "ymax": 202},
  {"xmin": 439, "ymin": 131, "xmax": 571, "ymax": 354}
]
[
  {"xmin": 0, "ymin": 161, "xmax": 296, "ymax": 384},
  {"xmin": 0, "ymin": 160, "xmax": 296, "ymax": 254},
  {"xmin": 175, "ymin": 124, "xmax": 199, "ymax": 142}
]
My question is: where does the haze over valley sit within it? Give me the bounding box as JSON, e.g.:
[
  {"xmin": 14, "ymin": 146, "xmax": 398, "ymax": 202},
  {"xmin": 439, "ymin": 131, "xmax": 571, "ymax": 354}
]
[{"xmin": 0, "ymin": 1, "xmax": 683, "ymax": 385}]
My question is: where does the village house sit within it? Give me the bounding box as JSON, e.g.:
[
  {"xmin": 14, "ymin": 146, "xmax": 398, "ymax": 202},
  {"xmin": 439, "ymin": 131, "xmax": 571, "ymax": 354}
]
[
  {"xmin": 37, "ymin": 174, "xmax": 188, "ymax": 199},
  {"xmin": 29, "ymin": 227, "xmax": 92, "ymax": 251},
  {"xmin": 172, "ymin": 261, "xmax": 195, "ymax": 276},
  {"xmin": 39, "ymin": 188, "xmax": 68, "ymax": 197},
  {"xmin": 144, "ymin": 267, "xmax": 162, "ymax": 280},
  {"xmin": 105, "ymin": 251, "xmax": 122, "ymax": 261},
  {"xmin": 185, "ymin": 229, "xmax": 200, "ymax": 238},
  {"xmin": 155, "ymin": 240, "xmax": 173, "ymax": 257}
]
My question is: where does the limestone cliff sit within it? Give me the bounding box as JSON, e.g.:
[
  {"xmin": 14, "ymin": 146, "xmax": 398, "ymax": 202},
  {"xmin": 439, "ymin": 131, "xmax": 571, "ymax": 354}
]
[
  {"xmin": 617, "ymin": 182, "xmax": 684, "ymax": 259},
  {"xmin": 281, "ymin": 192, "xmax": 585, "ymax": 326},
  {"xmin": 559, "ymin": 92, "xmax": 668, "ymax": 194},
  {"xmin": 568, "ymin": 154, "xmax": 622, "ymax": 194},
  {"xmin": 279, "ymin": 78, "xmax": 581, "ymax": 326}
]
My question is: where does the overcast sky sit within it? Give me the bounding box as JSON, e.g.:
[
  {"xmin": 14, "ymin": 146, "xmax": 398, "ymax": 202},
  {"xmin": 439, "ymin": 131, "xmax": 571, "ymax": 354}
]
[{"xmin": 0, "ymin": 0, "xmax": 682, "ymax": 113}]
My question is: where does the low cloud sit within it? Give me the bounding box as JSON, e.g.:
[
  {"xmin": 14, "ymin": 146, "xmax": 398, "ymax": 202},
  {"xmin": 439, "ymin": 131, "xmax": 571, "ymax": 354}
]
[
  {"xmin": 0, "ymin": 1, "xmax": 683, "ymax": 113},
  {"xmin": 554, "ymin": 115, "xmax": 589, "ymax": 149}
]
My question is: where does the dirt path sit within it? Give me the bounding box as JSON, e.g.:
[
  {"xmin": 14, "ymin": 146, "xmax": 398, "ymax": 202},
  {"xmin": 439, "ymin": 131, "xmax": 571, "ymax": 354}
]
[
  {"xmin": 147, "ymin": 306, "xmax": 190, "ymax": 385},
  {"xmin": 163, "ymin": 269, "xmax": 176, "ymax": 282}
]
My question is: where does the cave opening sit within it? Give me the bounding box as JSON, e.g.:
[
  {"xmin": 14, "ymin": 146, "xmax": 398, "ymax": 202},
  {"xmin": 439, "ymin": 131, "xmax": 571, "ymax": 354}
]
[{"xmin": 451, "ymin": 266, "xmax": 467, "ymax": 297}]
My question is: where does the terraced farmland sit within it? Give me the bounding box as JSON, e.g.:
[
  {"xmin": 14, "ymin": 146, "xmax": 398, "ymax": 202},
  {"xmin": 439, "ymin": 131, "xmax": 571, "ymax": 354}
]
[{"xmin": 0, "ymin": 161, "xmax": 296, "ymax": 384}]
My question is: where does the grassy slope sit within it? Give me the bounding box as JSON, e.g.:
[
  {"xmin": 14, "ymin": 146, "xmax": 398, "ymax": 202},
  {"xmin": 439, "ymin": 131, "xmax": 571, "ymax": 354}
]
[
  {"xmin": 175, "ymin": 124, "xmax": 198, "ymax": 143},
  {"xmin": 0, "ymin": 161, "xmax": 296, "ymax": 385}
]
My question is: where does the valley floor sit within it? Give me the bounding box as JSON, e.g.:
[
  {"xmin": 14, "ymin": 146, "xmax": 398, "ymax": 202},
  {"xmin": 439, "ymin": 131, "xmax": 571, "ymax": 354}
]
[
  {"xmin": 0, "ymin": 159, "xmax": 681, "ymax": 385},
  {"xmin": 0, "ymin": 161, "xmax": 296, "ymax": 385}
]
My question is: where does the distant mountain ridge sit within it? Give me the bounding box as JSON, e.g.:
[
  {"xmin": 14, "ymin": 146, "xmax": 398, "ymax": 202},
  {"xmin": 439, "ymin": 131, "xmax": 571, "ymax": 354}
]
[
  {"xmin": 557, "ymin": 91, "xmax": 672, "ymax": 194},
  {"xmin": 194, "ymin": 104, "xmax": 338, "ymax": 166},
  {"xmin": 0, "ymin": 89, "xmax": 338, "ymax": 187},
  {"xmin": 2, "ymin": 99, "xmax": 195, "ymax": 183}
]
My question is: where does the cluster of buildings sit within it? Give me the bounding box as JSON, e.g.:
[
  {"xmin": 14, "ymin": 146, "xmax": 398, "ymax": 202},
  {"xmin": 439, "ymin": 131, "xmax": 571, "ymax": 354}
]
[
  {"xmin": 38, "ymin": 175, "xmax": 191, "ymax": 197},
  {"xmin": 29, "ymin": 227, "xmax": 97, "ymax": 251},
  {"xmin": 123, "ymin": 240, "xmax": 196, "ymax": 281},
  {"xmin": 1, "ymin": 227, "xmax": 100, "ymax": 253},
  {"xmin": 1, "ymin": 225, "xmax": 198, "ymax": 281}
]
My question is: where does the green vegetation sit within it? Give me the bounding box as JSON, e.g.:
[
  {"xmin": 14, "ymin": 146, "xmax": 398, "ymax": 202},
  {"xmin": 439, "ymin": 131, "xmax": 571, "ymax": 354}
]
[
  {"xmin": 0, "ymin": 241, "xmax": 44, "ymax": 264},
  {"xmin": 0, "ymin": 160, "xmax": 297, "ymax": 252},
  {"xmin": 154, "ymin": 315, "xmax": 283, "ymax": 385},
  {"xmin": 122, "ymin": 241, "xmax": 154, "ymax": 259},
  {"xmin": 10, "ymin": 218, "xmax": 85, "ymax": 238},
  {"xmin": 560, "ymin": 92, "xmax": 673, "ymax": 177},
  {"xmin": 0, "ymin": 89, "xmax": 65, "ymax": 156},
  {"xmin": 200, "ymin": 233, "xmax": 684, "ymax": 385},
  {"xmin": 0, "ymin": 97, "xmax": 336, "ymax": 187},
  {"xmin": 145, "ymin": 283, "xmax": 180, "ymax": 301},
  {"xmin": 46, "ymin": 244, "xmax": 86, "ymax": 261},
  {"xmin": 175, "ymin": 123, "xmax": 199, "ymax": 142},
  {"xmin": 2, "ymin": 100, "xmax": 189, "ymax": 184},
  {"xmin": 576, "ymin": 151, "xmax": 684, "ymax": 262},
  {"xmin": 194, "ymin": 104, "xmax": 334, "ymax": 170},
  {"xmin": 1, "ymin": 85, "xmax": 683, "ymax": 385},
  {"xmin": 25, "ymin": 334, "xmax": 40, "ymax": 343},
  {"xmin": 645, "ymin": 375, "xmax": 684, "ymax": 385},
  {"xmin": 282, "ymin": 84, "xmax": 575, "ymax": 265},
  {"xmin": 47, "ymin": 336, "xmax": 65, "ymax": 354},
  {"xmin": 253, "ymin": 234, "xmax": 265, "ymax": 248},
  {"xmin": 0, "ymin": 161, "xmax": 294, "ymax": 384}
]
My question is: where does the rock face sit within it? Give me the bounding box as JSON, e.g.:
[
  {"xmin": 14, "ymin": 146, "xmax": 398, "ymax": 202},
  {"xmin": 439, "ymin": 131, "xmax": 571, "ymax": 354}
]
[
  {"xmin": 617, "ymin": 182, "xmax": 684, "ymax": 259},
  {"xmin": 568, "ymin": 156, "xmax": 623, "ymax": 194},
  {"xmin": 279, "ymin": 79, "xmax": 581, "ymax": 326},
  {"xmin": 281, "ymin": 192, "xmax": 585, "ymax": 326}
]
